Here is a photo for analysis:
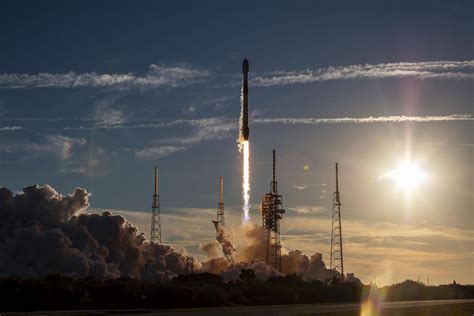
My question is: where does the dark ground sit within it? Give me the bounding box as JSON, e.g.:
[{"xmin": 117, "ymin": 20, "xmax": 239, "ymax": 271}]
[{"xmin": 0, "ymin": 274, "xmax": 473, "ymax": 313}]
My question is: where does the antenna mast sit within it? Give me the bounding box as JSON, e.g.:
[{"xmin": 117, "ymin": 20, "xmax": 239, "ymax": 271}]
[
  {"xmin": 330, "ymin": 162, "xmax": 344, "ymax": 282},
  {"xmin": 150, "ymin": 166, "xmax": 162, "ymax": 244}
]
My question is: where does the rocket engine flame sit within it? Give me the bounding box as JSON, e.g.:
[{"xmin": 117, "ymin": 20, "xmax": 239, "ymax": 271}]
[
  {"xmin": 242, "ymin": 140, "xmax": 250, "ymax": 221},
  {"xmin": 239, "ymin": 58, "xmax": 251, "ymax": 221}
]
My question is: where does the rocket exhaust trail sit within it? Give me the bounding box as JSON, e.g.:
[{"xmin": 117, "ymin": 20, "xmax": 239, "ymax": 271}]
[
  {"xmin": 240, "ymin": 58, "xmax": 249, "ymax": 142},
  {"xmin": 239, "ymin": 58, "xmax": 250, "ymax": 221}
]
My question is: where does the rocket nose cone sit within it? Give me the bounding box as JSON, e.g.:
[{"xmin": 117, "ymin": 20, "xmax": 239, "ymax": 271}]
[{"xmin": 242, "ymin": 58, "xmax": 249, "ymax": 73}]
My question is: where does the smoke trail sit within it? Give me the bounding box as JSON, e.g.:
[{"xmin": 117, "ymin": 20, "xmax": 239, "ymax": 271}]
[{"xmin": 242, "ymin": 141, "xmax": 250, "ymax": 221}]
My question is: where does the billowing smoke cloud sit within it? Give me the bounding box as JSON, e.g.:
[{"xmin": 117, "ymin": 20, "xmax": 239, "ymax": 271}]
[
  {"xmin": 0, "ymin": 185, "xmax": 190, "ymax": 279},
  {"xmin": 214, "ymin": 225, "xmax": 236, "ymax": 261},
  {"xmin": 202, "ymin": 222, "xmax": 346, "ymax": 283},
  {"xmin": 0, "ymin": 184, "xmax": 357, "ymax": 283}
]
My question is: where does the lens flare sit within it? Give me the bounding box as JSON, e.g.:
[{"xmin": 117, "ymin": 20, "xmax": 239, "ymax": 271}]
[
  {"xmin": 384, "ymin": 162, "xmax": 426, "ymax": 191},
  {"xmin": 360, "ymin": 285, "xmax": 387, "ymax": 316},
  {"xmin": 242, "ymin": 140, "xmax": 250, "ymax": 221}
]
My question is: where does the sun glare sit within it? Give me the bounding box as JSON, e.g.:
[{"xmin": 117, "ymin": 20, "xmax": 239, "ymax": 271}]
[{"xmin": 384, "ymin": 162, "xmax": 426, "ymax": 191}]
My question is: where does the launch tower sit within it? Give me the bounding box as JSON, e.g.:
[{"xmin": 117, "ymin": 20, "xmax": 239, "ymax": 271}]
[
  {"xmin": 260, "ymin": 150, "xmax": 285, "ymax": 272},
  {"xmin": 329, "ymin": 163, "xmax": 344, "ymax": 282},
  {"xmin": 212, "ymin": 176, "xmax": 225, "ymax": 232},
  {"xmin": 150, "ymin": 166, "xmax": 162, "ymax": 244}
]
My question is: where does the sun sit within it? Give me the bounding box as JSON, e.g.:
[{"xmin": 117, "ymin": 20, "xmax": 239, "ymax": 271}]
[{"xmin": 384, "ymin": 162, "xmax": 426, "ymax": 191}]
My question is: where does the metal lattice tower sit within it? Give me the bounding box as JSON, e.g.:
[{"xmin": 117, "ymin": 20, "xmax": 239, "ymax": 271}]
[
  {"xmin": 329, "ymin": 162, "xmax": 344, "ymax": 282},
  {"xmin": 261, "ymin": 150, "xmax": 285, "ymax": 272},
  {"xmin": 212, "ymin": 176, "xmax": 225, "ymax": 232},
  {"xmin": 150, "ymin": 166, "xmax": 162, "ymax": 244}
]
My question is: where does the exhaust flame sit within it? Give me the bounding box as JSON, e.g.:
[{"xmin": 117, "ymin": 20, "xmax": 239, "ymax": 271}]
[{"xmin": 242, "ymin": 140, "xmax": 250, "ymax": 221}]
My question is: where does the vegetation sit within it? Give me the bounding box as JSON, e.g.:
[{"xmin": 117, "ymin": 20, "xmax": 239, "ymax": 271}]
[{"xmin": 0, "ymin": 273, "xmax": 472, "ymax": 312}]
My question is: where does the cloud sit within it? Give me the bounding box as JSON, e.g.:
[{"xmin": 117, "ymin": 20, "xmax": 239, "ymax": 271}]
[
  {"xmin": 287, "ymin": 205, "xmax": 328, "ymax": 215},
  {"xmin": 134, "ymin": 146, "xmax": 187, "ymax": 159},
  {"xmin": 64, "ymin": 114, "xmax": 471, "ymax": 132},
  {"xmin": 252, "ymin": 114, "xmax": 473, "ymax": 125},
  {"xmin": 0, "ymin": 185, "xmax": 192, "ymax": 279},
  {"xmin": 0, "ymin": 134, "xmax": 86, "ymax": 160},
  {"xmin": 171, "ymin": 118, "xmax": 236, "ymax": 145},
  {"xmin": 0, "ymin": 126, "xmax": 22, "ymax": 131},
  {"xmin": 127, "ymin": 117, "xmax": 236, "ymax": 159},
  {"xmin": 92, "ymin": 100, "xmax": 126, "ymax": 128},
  {"xmin": 3, "ymin": 60, "xmax": 471, "ymax": 90},
  {"xmin": 0, "ymin": 64, "xmax": 209, "ymax": 89},
  {"xmin": 293, "ymin": 185, "xmax": 308, "ymax": 191},
  {"xmin": 88, "ymin": 204, "xmax": 473, "ymax": 285},
  {"xmin": 251, "ymin": 60, "xmax": 474, "ymax": 86}
]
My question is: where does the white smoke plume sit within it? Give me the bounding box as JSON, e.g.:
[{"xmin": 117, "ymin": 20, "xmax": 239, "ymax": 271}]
[
  {"xmin": 215, "ymin": 225, "xmax": 236, "ymax": 261},
  {"xmin": 202, "ymin": 222, "xmax": 343, "ymax": 283},
  {"xmin": 201, "ymin": 225, "xmax": 236, "ymax": 262}
]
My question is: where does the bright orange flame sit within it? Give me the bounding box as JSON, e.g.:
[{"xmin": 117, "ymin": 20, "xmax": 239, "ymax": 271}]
[{"xmin": 242, "ymin": 140, "xmax": 250, "ymax": 221}]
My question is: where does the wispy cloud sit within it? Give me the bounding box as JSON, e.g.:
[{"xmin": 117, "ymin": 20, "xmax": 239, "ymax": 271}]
[
  {"xmin": 252, "ymin": 114, "xmax": 473, "ymax": 125},
  {"xmin": 127, "ymin": 118, "xmax": 237, "ymax": 159},
  {"xmin": 2, "ymin": 114, "xmax": 471, "ymax": 134},
  {"xmin": 0, "ymin": 64, "xmax": 209, "ymax": 89},
  {"xmin": 252, "ymin": 60, "xmax": 474, "ymax": 86},
  {"xmin": 2, "ymin": 60, "xmax": 472, "ymax": 90},
  {"xmin": 91, "ymin": 98, "xmax": 126, "ymax": 128},
  {"xmin": 287, "ymin": 205, "xmax": 328, "ymax": 215},
  {"xmin": 0, "ymin": 134, "xmax": 86, "ymax": 160},
  {"xmin": 0, "ymin": 126, "xmax": 22, "ymax": 131},
  {"xmin": 133, "ymin": 146, "xmax": 187, "ymax": 159}
]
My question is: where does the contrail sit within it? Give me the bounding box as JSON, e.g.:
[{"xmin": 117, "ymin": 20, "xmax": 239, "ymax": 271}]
[
  {"xmin": 251, "ymin": 60, "xmax": 474, "ymax": 87},
  {"xmin": 251, "ymin": 114, "xmax": 473, "ymax": 125}
]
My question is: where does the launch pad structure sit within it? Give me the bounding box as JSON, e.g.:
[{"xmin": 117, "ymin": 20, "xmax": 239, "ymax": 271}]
[
  {"xmin": 261, "ymin": 150, "xmax": 285, "ymax": 273},
  {"xmin": 150, "ymin": 166, "xmax": 162, "ymax": 244},
  {"xmin": 329, "ymin": 162, "xmax": 344, "ymax": 282},
  {"xmin": 212, "ymin": 176, "xmax": 225, "ymax": 233}
]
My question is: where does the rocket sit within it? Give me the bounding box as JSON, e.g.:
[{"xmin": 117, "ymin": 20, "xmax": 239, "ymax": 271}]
[{"xmin": 240, "ymin": 58, "xmax": 250, "ymax": 141}]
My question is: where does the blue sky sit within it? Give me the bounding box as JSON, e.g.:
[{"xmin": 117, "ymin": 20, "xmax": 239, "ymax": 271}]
[{"xmin": 0, "ymin": 0, "xmax": 473, "ymax": 285}]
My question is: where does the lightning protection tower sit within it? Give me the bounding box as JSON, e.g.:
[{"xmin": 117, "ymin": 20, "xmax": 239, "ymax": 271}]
[
  {"xmin": 212, "ymin": 176, "xmax": 225, "ymax": 234},
  {"xmin": 150, "ymin": 166, "xmax": 162, "ymax": 244},
  {"xmin": 329, "ymin": 162, "xmax": 344, "ymax": 282},
  {"xmin": 260, "ymin": 150, "xmax": 285, "ymax": 272}
]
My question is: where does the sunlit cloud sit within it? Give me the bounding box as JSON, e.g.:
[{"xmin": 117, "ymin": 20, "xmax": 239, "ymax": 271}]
[
  {"xmin": 0, "ymin": 126, "xmax": 22, "ymax": 131},
  {"xmin": 88, "ymin": 206, "xmax": 474, "ymax": 285},
  {"xmin": 133, "ymin": 145, "xmax": 187, "ymax": 159},
  {"xmin": 0, "ymin": 134, "xmax": 85, "ymax": 160},
  {"xmin": 92, "ymin": 99, "xmax": 126, "ymax": 128},
  {"xmin": 287, "ymin": 205, "xmax": 328, "ymax": 215},
  {"xmin": 252, "ymin": 60, "xmax": 474, "ymax": 86},
  {"xmin": 0, "ymin": 64, "xmax": 209, "ymax": 89},
  {"xmin": 252, "ymin": 114, "xmax": 473, "ymax": 125}
]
